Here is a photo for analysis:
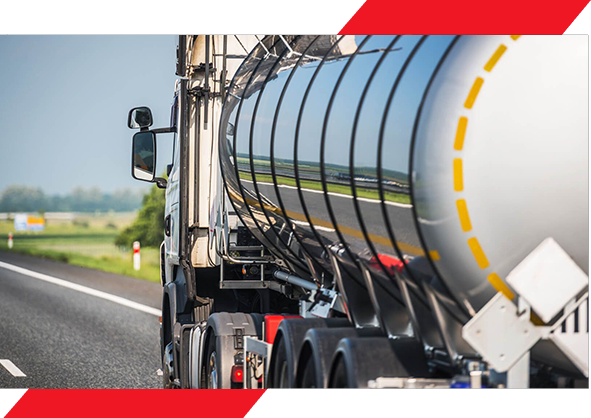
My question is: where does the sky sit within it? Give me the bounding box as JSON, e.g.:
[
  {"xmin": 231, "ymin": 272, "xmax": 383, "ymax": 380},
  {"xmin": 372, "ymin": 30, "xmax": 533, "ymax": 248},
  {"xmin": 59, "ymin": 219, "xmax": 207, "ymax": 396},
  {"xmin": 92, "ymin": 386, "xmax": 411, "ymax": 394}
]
[
  {"xmin": 0, "ymin": 35, "xmax": 177, "ymax": 195},
  {"xmin": 233, "ymin": 35, "xmax": 456, "ymax": 179}
]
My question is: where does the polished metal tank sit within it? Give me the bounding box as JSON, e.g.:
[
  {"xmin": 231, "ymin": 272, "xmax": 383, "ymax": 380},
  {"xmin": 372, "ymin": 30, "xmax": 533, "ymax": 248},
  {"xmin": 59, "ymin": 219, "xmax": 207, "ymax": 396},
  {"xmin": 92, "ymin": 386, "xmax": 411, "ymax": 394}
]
[{"xmin": 219, "ymin": 35, "xmax": 588, "ymax": 328}]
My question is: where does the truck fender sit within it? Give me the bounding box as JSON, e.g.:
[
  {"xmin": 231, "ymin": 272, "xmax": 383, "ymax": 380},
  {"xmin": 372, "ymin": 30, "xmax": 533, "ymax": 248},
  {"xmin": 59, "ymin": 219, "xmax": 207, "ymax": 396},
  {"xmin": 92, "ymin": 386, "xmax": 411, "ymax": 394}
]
[
  {"xmin": 203, "ymin": 313, "xmax": 263, "ymax": 389},
  {"xmin": 162, "ymin": 283, "xmax": 177, "ymax": 345}
]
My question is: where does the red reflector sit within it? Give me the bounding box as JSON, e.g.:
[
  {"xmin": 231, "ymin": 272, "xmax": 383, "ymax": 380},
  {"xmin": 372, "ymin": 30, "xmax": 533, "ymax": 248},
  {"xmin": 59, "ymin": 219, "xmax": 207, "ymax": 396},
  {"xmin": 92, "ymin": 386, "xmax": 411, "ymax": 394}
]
[
  {"xmin": 264, "ymin": 315, "xmax": 302, "ymax": 344},
  {"xmin": 231, "ymin": 365, "xmax": 243, "ymax": 383},
  {"xmin": 369, "ymin": 254, "xmax": 404, "ymax": 274}
]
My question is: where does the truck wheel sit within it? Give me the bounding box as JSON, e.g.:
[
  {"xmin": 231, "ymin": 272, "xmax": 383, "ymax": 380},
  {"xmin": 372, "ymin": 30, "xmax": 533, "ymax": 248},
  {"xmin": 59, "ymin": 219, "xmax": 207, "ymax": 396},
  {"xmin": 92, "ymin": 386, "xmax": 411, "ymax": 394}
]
[
  {"xmin": 204, "ymin": 334, "xmax": 220, "ymax": 389},
  {"xmin": 296, "ymin": 327, "xmax": 365, "ymax": 388},
  {"xmin": 268, "ymin": 318, "xmax": 350, "ymax": 388},
  {"xmin": 268, "ymin": 320, "xmax": 318, "ymax": 388},
  {"xmin": 328, "ymin": 337, "xmax": 430, "ymax": 388},
  {"xmin": 162, "ymin": 342, "xmax": 177, "ymax": 389},
  {"xmin": 328, "ymin": 353, "xmax": 349, "ymax": 388},
  {"xmin": 298, "ymin": 354, "xmax": 319, "ymax": 388},
  {"xmin": 161, "ymin": 295, "xmax": 172, "ymax": 381},
  {"xmin": 296, "ymin": 326, "xmax": 384, "ymax": 389},
  {"xmin": 328, "ymin": 338, "xmax": 390, "ymax": 388},
  {"xmin": 269, "ymin": 334, "xmax": 290, "ymax": 388}
]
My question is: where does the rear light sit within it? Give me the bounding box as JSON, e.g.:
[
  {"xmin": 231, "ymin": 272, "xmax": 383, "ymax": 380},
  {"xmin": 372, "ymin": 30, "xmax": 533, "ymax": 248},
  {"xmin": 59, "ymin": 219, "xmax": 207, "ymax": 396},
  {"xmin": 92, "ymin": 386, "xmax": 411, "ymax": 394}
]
[
  {"xmin": 235, "ymin": 364, "xmax": 264, "ymax": 383},
  {"xmin": 231, "ymin": 365, "xmax": 243, "ymax": 383}
]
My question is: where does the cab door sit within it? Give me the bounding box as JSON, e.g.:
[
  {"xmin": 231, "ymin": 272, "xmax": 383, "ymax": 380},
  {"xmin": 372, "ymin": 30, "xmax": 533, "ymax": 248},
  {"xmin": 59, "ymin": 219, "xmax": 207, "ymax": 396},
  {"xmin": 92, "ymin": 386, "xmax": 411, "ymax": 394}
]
[{"xmin": 165, "ymin": 94, "xmax": 180, "ymax": 264}]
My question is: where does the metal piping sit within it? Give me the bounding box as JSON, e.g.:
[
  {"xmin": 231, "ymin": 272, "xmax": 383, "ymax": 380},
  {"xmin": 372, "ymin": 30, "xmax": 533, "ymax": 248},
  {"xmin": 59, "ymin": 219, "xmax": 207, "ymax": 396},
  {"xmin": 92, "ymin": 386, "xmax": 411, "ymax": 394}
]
[{"xmin": 273, "ymin": 270, "xmax": 318, "ymax": 291}]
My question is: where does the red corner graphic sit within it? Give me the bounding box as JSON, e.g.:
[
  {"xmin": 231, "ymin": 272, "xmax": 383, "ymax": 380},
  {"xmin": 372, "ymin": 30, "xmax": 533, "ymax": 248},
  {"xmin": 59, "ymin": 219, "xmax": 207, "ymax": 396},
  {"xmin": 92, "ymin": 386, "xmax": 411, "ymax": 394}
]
[
  {"xmin": 5, "ymin": 389, "xmax": 265, "ymax": 418},
  {"xmin": 339, "ymin": 0, "xmax": 590, "ymax": 34}
]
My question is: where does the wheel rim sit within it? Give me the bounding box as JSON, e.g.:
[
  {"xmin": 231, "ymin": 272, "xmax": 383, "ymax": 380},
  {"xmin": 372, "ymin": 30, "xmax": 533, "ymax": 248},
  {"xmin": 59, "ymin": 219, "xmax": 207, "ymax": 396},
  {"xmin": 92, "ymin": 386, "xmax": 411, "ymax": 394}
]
[{"xmin": 208, "ymin": 351, "xmax": 218, "ymax": 389}]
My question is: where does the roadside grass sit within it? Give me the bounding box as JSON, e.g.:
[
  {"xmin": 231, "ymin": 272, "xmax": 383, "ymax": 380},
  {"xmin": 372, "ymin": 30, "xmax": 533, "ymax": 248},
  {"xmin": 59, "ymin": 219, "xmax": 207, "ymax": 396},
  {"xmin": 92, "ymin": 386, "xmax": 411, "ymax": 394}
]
[{"xmin": 0, "ymin": 213, "xmax": 161, "ymax": 283}]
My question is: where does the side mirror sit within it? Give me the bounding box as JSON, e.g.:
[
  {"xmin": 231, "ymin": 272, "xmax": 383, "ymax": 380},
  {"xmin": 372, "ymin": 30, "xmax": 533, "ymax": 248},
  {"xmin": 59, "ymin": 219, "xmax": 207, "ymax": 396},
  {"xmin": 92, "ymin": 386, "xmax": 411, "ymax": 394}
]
[
  {"xmin": 132, "ymin": 131, "xmax": 156, "ymax": 182},
  {"xmin": 128, "ymin": 107, "xmax": 153, "ymax": 129}
]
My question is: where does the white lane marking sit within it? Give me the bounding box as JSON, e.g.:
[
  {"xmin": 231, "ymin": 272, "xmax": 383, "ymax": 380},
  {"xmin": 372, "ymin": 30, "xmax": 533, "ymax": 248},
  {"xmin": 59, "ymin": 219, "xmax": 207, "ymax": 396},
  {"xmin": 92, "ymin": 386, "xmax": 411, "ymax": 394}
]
[
  {"xmin": 0, "ymin": 360, "xmax": 26, "ymax": 377},
  {"xmin": 243, "ymin": 179, "xmax": 412, "ymax": 208},
  {"xmin": 0, "ymin": 261, "xmax": 161, "ymax": 317},
  {"xmin": 291, "ymin": 220, "xmax": 335, "ymax": 232}
]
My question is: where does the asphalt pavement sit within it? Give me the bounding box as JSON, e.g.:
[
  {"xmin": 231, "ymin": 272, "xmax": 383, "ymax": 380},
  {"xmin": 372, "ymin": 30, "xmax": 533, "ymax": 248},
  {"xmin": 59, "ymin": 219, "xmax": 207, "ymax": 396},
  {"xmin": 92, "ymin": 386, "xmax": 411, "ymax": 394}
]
[
  {"xmin": 0, "ymin": 251, "xmax": 163, "ymax": 389},
  {"xmin": 253, "ymin": 180, "xmax": 423, "ymax": 256}
]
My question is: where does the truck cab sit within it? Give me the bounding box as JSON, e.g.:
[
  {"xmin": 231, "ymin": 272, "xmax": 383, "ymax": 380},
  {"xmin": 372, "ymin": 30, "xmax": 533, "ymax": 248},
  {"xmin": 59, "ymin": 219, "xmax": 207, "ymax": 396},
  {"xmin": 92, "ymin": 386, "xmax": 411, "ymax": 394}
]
[{"xmin": 129, "ymin": 36, "xmax": 309, "ymax": 389}]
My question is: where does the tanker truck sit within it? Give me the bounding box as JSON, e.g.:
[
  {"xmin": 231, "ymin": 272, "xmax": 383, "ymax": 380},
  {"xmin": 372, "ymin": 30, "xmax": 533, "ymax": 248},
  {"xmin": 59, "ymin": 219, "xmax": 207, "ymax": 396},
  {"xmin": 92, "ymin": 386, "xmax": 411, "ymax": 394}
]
[{"xmin": 127, "ymin": 35, "xmax": 589, "ymax": 388}]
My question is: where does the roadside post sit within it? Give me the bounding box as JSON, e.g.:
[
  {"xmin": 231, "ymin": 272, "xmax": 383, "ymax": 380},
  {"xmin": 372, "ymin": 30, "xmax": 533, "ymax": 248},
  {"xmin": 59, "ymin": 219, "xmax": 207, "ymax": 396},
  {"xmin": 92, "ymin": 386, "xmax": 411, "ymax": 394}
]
[
  {"xmin": 8, "ymin": 232, "xmax": 13, "ymax": 249},
  {"xmin": 133, "ymin": 241, "xmax": 141, "ymax": 271}
]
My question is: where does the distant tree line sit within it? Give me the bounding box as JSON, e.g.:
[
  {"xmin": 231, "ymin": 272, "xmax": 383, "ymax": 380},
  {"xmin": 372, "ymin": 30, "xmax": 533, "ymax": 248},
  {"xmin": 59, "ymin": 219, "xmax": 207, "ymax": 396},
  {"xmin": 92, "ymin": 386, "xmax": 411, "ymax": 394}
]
[
  {"xmin": 115, "ymin": 182, "xmax": 165, "ymax": 248},
  {"xmin": 0, "ymin": 185, "xmax": 145, "ymax": 213}
]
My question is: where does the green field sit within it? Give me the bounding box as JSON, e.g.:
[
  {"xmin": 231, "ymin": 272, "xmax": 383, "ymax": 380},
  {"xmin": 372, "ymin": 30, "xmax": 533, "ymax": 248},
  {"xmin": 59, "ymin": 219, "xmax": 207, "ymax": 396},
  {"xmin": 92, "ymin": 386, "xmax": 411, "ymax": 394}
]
[{"xmin": 0, "ymin": 212, "xmax": 161, "ymax": 283}]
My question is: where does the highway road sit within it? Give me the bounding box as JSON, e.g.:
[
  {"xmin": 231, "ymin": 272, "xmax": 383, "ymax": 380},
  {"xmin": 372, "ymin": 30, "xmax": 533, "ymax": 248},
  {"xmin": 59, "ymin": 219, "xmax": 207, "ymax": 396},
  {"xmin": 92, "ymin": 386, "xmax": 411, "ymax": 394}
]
[
  {"xmin": 249, "ymin": 179, "xmax": 424, "ymax": 257},
  {"xmin": 0, "ymin": 251, "xmax": 162, "ymax": 389}
]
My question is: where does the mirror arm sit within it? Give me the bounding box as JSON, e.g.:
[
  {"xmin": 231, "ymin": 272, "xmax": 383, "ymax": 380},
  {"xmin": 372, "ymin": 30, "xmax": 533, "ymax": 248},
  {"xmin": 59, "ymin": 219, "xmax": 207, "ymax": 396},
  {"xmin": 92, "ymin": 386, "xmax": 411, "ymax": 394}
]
[
  {"xmin": 150, "ymin": 127, "xmax": 177, "ymax": 134},
  {"xmin": 154, "ymin": 177, "xmax": 168, "ymax": 189}
]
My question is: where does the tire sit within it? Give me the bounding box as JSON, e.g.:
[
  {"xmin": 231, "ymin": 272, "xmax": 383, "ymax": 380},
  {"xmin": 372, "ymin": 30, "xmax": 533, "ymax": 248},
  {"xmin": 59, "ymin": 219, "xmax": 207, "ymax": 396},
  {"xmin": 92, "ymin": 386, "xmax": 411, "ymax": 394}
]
[
  {"xmin": 328, "ymin": 354, "xmax": 349, "ymax": 388},
  {"xmin": 328, "ymin": 337, "xmax": 430, "ymax": 388},
  {"xmin": 298, "ymin": 354, "xmax": 318, "ymax": 388},
  {"xmin": 204, "ymin": 333, "xmax": 220, "ymax": 389},
  {"xmin": 267, "ymin": 318, "xmax": 350, "ymax": 388},
  {"xmin": 161, "ymin": 296, "xmax": 172, "ymax": 369},
  {"xmin": 269, "ymin": 335, "xmax": 290, "ymax": 388},
  {"xmin": 296, "ymin": 327, "xmax": 374, "ymax": 388}
]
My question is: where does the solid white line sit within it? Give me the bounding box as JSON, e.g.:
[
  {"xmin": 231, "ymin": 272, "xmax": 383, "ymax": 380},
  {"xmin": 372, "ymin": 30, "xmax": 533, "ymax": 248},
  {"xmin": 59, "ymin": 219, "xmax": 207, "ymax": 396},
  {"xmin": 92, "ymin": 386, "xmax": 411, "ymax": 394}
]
[
  {"xmin": 0, "ymin": 360, "xmax": 26, "ymax": 377},
  {"xmin": 243, "ymin": 179, "xmax": 412, "ymax": 208},
  {"xmin": 291, "ymin": 220, "xmax": 335, "ymax": 232},
  {"xmin": 0, "ymin": 261, "xmax": 161, "ymax": 317}
]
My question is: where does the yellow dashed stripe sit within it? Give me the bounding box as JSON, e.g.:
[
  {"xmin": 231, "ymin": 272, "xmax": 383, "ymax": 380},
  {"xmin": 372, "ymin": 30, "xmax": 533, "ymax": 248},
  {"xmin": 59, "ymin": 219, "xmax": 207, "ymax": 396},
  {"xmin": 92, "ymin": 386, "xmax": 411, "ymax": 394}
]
[
  {"xmin": 487, "ymin": 272, "xmax": 516, "ymax": 300},
  {"xmin": 464, "ymin": 77, "xmax": 484, "ymax": 109},
  {"xmin": 467, "ymin": 237, "xmax": 489, "ymax": 269},
  {"xmin": 484, "ymin": 44, "xmax": 507, "ymax": 72},
  {"xmin": 429, "ymin": 250, "xmax": 441, "ymax": 261},
  {"xmin": 456, "ymin": 199, "xmax": 472, "ymax": 232},
  {"xmin": 454, "ymin": 117, "xmax": 468, "ymax": 151},
  {"xmin": 453, "ymin": 159, "xmax": 463, "ymax": 191},
  {"xmin": 455, "ymin": 40, "xmax": 519, "ymax": 297}
]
